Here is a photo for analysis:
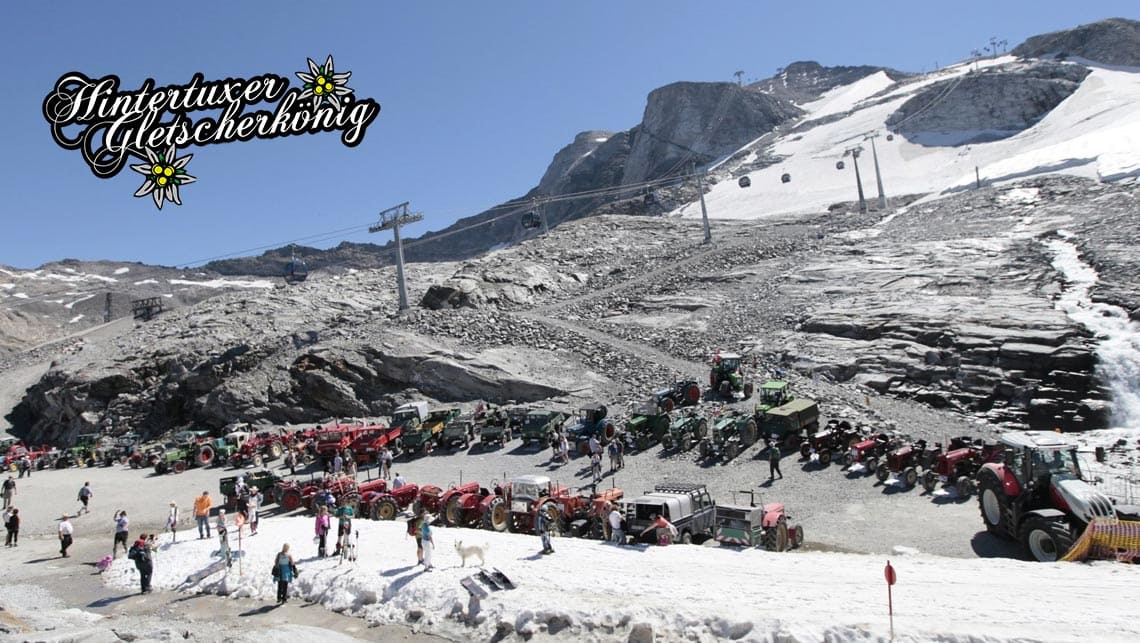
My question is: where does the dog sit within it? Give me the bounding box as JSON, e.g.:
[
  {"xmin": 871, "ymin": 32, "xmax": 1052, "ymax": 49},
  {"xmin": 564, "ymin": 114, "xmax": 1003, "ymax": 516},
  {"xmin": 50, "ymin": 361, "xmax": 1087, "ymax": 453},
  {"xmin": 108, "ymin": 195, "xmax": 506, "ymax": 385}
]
[
  {"xmin": 454, "ymin": 540, "xmax": 487, "ymax": 567},
  {"xmin": 95, "ymin": 554, "xmax": 114, "ymax": 573},
  {"xmin": 339, "ymin": 530, "xmax": 358, "ymax": 565}
]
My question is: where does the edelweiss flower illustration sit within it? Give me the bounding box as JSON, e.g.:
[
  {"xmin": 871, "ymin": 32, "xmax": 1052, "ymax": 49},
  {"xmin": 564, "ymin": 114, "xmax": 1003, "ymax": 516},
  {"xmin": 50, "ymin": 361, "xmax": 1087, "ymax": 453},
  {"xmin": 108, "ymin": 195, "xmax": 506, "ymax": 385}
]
[
  {"xmin": 130, "ymin": 145, "xmax": 196, "ymax": 209},
  {"xmin": 296, "ymin": 55, "xmax": 353, "ymax": 110}
]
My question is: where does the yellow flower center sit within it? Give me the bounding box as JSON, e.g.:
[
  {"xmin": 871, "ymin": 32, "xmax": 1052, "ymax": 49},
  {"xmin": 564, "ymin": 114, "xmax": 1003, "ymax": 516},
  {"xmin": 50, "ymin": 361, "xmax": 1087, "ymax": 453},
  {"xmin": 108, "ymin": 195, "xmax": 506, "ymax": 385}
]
[
  {"xmin": 157, "ymin": 176, "xmax": 168, "ymax": 186},
  {"xmin": 314, "ymin": 85, "xmax": 324, "ymax": 95},
  {"xmin": 163, "ymin": 166, "xmax": 173, "ymax": 177},
  {"xmin": 316, "ymin": 76, "xmax": 326, "ymax": 85},
  {"xmin": 324, "ymin": 82, "xmax": 333, "ymax": 92},
  {"xmin": 152, "ymin": 164, "xmax": 162, "ymax": 175}
]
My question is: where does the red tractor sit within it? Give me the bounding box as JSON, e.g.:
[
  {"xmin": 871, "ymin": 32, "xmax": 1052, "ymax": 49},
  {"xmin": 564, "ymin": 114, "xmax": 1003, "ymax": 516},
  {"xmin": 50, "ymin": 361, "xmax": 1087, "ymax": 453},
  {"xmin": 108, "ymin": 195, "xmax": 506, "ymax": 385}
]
[
  {"xmin": 485, "ymin": 474, "xmax": 622, "ymax": 537},
  {"xmin": 346, "ymin": 425, "xmax": 403, "ymax": 465},
  {"xmin": 842, "ymin": 433, "xmax": 898, "ymax": 475},
  {"xmin": 977, "ymin": 431, "xmax": 1140, "ymax": 562},
  {"xmin": 276, "ymin": 475, "xmax": 361, "ymax": 512},
  {"xmin": 361, "ymin": 483, "xmax": 427, "ymax": 521},
  {"xmin": 921, "ymin": 436, "xmax": 1003, "ymax": 496},
  {"xmin": 798, "ymin": 420, "xmax": 861, "ymax": 466},
  {"xmin": 875, "ymin": 439, "xmax": 933, "ymax": 487},
  {"xmin": 438, "ymin": 481, "xmax": 500, "ymax": 528},
  {"xmin": 313, "ymin": 422, "xmax": 378, "ymax": 463}
]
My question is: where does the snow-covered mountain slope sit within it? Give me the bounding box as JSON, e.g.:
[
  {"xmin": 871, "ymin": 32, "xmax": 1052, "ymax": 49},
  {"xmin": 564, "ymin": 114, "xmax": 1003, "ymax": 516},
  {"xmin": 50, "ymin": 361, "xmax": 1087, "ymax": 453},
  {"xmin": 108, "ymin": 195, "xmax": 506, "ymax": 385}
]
[{"xmin": 684, "ymin": 56, "xmax": 1140, "ymax": 222}]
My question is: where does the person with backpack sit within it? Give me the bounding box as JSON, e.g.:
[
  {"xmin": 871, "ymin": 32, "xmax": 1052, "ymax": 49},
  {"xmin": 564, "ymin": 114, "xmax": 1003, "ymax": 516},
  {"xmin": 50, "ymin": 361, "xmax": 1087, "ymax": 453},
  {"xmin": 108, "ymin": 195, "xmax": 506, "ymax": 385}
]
[
  {"xmin": 2, "ymin": 476, "xmax": 15, "ymax": 509},
  {"xmin": 128, "ymin": 534, "xmax": 153, "ymax": 593},
  {"xmin": 77, "ymin": 482, "xmax": 93, "ymax": 515},
  {"xmin": 5, "ymin": 507, "xmax": 19, "ymax": 547},
  {"xmin": 112, "ymin": 510, "xmax": 130, "ymax": 557},
  {"xmin": 272, "ymin": 543, "xmax": 298, "ymax": 603},
  {"xmin": 314, "ymin": 506, "xmax": 330, "ymax": 557}
]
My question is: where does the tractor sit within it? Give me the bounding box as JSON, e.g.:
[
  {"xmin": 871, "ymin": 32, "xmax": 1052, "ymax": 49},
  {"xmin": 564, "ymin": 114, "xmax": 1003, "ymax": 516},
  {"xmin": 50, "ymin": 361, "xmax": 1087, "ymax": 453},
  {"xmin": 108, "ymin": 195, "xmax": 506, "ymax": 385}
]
[
  {"xmin": 346, "ymin": 425, "xmax": 403, "ymax": 464},
  {"xmin": 486, "ymin": 474, "xmax": 623, "ymax": 538},
  {"xmin": 714, "ymin": 491, "xmax": 804, "ymax": 551},
  {"xmin": 977, "ymin": 430, "xmax": 1140, "ymax": 562},
  {"xmin": 708, "ymin": 351, "xmax": 754, "ymax": 400},
  {"xmin": 758, "ymin": 397, "xmax": 820, "ymax": 450},
  {"xmin": 624, "ymin": 400, "xmax": 670, "ymax": 452},
  {"xmin": 698, "ymin": 410, "xmax": 758, "ymax": 461},
  {"xmin": 400, "ymin": 406, "xmax": 460, "ymax": 456},
  {"xmin": 798, "ymin": 420, "xmax": 861, "ymax": 466},
  {"xmin": 519, "ymin": 409, "xmax": 569, "ymax": 446},
  {"xmin": 360, "ymin": 483, "xmax": 427, "ymax": 520},
  {"xmin": 921, "ymin": 437, "xmax": 1003, "ymax": 496},
  {"xmin": 438, "ymin": 481, "xmax": 499, "ymax": 528},
  {"xmin": 660, "ymin": 411, "xmax": 708, "ymax": 451},
  {"xmin": 754, "ymin": 380, "xmax": 795, "ymax": 414},
  {"xmin": 153, "ymin": 442, "xmax": 198, "ymax": 474},
  {"xmin": 875, "ymin": 439, "xmax": 933, "ymax": 487},
  {"xmin": 438, "ymin": 417, "xmax": 476, "ymax": 451},
  {"xmin": 229, "ymin": 432, "xmax": 289, "ymax": 468},
  {"xmin": 220, "ymin": 469, "xmax": 282, "ymax": 511},
  {"xmin": 195, "ymin": 431, "xmax": 250, "ymax": 467},
  {"xmin": 652, "ymin": 380, "xmax": 703, "ymax": 413},
  {"xmin": 565, "ymin": 404, "xmax": 617, "ymax": 454},
  {"xmin": 477, "ymin": 406, "xmax": 513, "ymax": 449},
  {"xmin": 843, "ymin": 433, "xmax": 900, "ymax": 475}
]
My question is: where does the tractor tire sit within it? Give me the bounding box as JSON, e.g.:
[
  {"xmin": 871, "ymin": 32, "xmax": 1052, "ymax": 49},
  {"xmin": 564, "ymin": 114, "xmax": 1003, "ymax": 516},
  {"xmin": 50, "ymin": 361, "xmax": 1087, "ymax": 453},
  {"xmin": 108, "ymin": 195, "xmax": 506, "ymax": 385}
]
[
  {"xmin": 661, "ymin": 435, "xmax": 674, "ymax": 450},
  {"xmin": 129, "ymin": 458, "xmax": 140, "ymax": 470},
  {"xmin": 903, "ymin": 467, "xmax": 918, "ymax": 488},
  {"xmin": 483, "ymin": 496, "xmax": 508, "ymax": 532},
  {"xmin": 790, "ymin": 525, "xmax": 804, "ymax": 548},
  {"xmin": 253, "ymin": 454, "xmax": 264, "ymax": 468},
  {"xmin": 799, "ymin": 443, "xmax": 812, "ymax": 460},
  {"xmin": 173, "ymin": 461, "xmax": 186, "ymax": 474},
  {"xmin": 699, "ymin": 440, "xmax": 711, "ymax": 459},
  {"xmin": 1020, "ymin": 516, "xmax": 1076, "ymax": 562},
  {"xmin": 602, "ymin": 422, "xmax": 616, "ymax": 442},
  {"xmin": 155, "ymin": 462, "xmax": 168, "ymax": 475},
  {"xmin": 685, "ymin": 383, "xmax": 702, "ymax": 405},
  {"xmin": 864, "ymin": 457, "xmax": 879, "ymax": 475},
  {"xmin": 661, "ymin": 398, "xmax": 675, "ymax": 413},
  {"xmin": 725, "ymin": 442, "xmax": 739, "ymax": 461},
  {"xmin": 743, "ymin": 382, "xmax": 754, "ymax": 399},
  {"xmin": 680, "ymin": 435, "xmax": 692, "ymax": 451},
  {"xmin": 719, "ymin": 381, "xmax": 731, "ymax": 398},
  {"xmin": 978, "ymin": 472, "xmax": 1013, "ymax": 538},
  {"xmin": 269, "ymin": 442, "xmax": 283, "ymax": 459},
  {"xmin": 742, "ymin": 420, "xmax": 758, "ymax": 446},
  {"xmin": 197, "ymin": 445, "xmax": 215, "ymax": 467},
  {"xmin": 876, "ymin": 465, "xmax": 890, "ymax": 483},
  {"xmin": 281, "ymin": 489, "xmax": 303, "ymax": 511},
  {"xmin": 921, "ymin": 470, "xmax": 938, "ymax": 493},
  {"xmin": 375, "ymin": 498, "xmax": 398, "ymax": 521},
  {"xmin": 819, "ymin": 450, "xmax": 831, "ymax": 466},
  {"xmin": 764, "ymin": 517, "xmax": 789, "ymax": 552},
  {"xmin": 302, "ymin": 453, "xmax": 314, "ymax": 466},
  {"xmin": 695, "ymin": 420, "xmax": 708, "ymax": 440},
  {"xmin": 636, "ymin": 435, "xmax": 651, "ymax": 452},
  {"xmin": 444, "ymin": 495, "xmax": 462, "ymax": 526},
  {"xmin": 841, "ymin": 452, "xmax": 855, "ymax": 468},
  {"xmin": 956, "ymin": 477, "xmax": 974, "ymax": 498}
]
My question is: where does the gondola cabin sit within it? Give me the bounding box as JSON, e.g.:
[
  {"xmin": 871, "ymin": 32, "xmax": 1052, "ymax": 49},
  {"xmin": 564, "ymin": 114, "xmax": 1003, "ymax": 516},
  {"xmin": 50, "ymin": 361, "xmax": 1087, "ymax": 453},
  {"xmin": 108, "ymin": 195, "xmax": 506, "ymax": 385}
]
[
  {"xmin": 521, "ymin": 211, "xmax": 542, "ymax": 230},
  {"xmin": 738, "ymin": 176, "xmax": 751, "ymax": 188},
  {"xmin": 780, "ymin": 173, "xmax": 791, "ymax": 183},
  {"xmin": 284, "ymin": 258, "xmax": 309, "ymax": 284},
  {"xmin": 835, "ymin": 160, "xmax": 845, "ymax": 170}
]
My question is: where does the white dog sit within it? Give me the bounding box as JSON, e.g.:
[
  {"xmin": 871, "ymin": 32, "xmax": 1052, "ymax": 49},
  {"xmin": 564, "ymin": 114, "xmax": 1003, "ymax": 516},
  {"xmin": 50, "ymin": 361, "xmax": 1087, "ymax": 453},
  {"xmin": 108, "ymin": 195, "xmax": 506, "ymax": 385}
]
[{"xmin": 454, "ymin": 540, "xmax": 487, "ymax": 567}]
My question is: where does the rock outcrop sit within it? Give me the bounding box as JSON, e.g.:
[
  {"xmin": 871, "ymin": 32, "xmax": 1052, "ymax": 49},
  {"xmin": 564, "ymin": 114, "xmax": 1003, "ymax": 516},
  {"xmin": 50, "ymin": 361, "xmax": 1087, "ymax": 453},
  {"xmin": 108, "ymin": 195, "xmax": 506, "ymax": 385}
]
[{"xmin": 1012, "ymin": 17, "xmax": 1140, "ymax": 67}]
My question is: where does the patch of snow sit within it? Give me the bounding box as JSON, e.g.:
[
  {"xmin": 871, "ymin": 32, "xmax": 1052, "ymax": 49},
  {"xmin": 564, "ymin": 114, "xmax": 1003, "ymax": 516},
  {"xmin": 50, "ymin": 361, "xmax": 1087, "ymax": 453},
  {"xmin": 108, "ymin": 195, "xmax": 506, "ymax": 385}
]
[
  {"xmin": 68, "ymin": 314, "xmax": 84, "ymax": 324},
  {"xmin": 64, "ymin": 293, "xmax": 96, "ymax": 309},
  {"xmin": 13, "ymin": 292, "xmax": 28, "ymax": 299},
  {"xmin": 113, "ymin": 267, "xmax": 130, "ymax": 274},
  {"xmin": 134, "ymin": 279, "xmax": 159, "ymax": 285},
  {"xmin": 800, "ymin": 71, "xmax": 897, "ymax": 119},
  {"xmin": 169, "ymin": 278, "xmax": 276, "ymax": 289}
]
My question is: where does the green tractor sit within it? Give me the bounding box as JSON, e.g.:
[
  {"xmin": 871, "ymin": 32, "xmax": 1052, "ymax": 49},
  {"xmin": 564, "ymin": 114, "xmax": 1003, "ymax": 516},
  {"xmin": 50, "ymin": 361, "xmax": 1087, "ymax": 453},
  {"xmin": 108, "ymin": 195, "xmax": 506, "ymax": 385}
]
[
  {"xmin": 154, "ymin": 442, "xmax": 197, "ymax": 474},
  {"xmin": 56, "ymin": 433, "xmax": 103, "ymax": 468},
  {"xmin": 194, "ymin": 431, "xmax": 249, "ymax": 467},
  {"xmin": 699, "ymin": 410, "xmax": 758, "ymax": 461},
  {"xmin": 660, "ymin": 411, "xmax": 708, "ymax": 451},
  {"xmin": 754, "ymin": 380, "xmax": 794, "ymax": 414},
  {"xmin": 708, "ymin": 352, "xmax": 754, "ymax": 400},
  {"xmin": 624, "ymin": 402, "xmax": 671, "ymax": 452}
]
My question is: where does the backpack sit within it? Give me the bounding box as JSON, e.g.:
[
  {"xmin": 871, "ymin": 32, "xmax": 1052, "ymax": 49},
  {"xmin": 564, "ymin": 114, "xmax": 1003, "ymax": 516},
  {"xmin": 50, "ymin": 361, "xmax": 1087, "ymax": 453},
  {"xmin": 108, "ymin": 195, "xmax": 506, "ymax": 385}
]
[
  {"xmin": 406, "ymin": 517, "xmax": 418, "ymax": 536},
  {"xmin": 128, "ymin": 545, "xmax": 141, "ymax": 562}
]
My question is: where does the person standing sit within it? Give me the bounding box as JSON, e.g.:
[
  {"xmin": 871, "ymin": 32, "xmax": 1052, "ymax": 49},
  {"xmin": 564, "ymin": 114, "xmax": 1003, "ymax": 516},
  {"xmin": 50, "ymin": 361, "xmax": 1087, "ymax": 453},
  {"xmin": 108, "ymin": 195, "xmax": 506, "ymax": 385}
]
[
  {"xmin": 607, "ymin": 504, "xmax": 624, "ymax": 546},
  {"xmin": 2, "ymin": 476, "xmax": 15, "ymax": 509},
  {"xmin": 768, "ymin": 440, "xmax": 783, "ymax": 480},
  {"xmin": 112, "ymin": 510, "xmax": 130, "ymax": 557},
  {"xmin": 333, "ymin": 501, "xmax": 354, "ymax": 556},
  {"xmin": 588, "ymin": 435, "xmax": 602, "ymax": 458},
  {"xmin": 420, "ymin": 517, "xmax": 435, "ymax": 571},
  {"xmin": 58, "ymin": 514, "xmax": 74, "ymax": 557},
  {"xmin": 559, "ymin": 434, "xmax": 570, "ymax": 464},
  {"xmin": 640, "ymin": 513, "xmax": 678, "ymax": 546},
  {"xmin": 393, "ymin": 473, "xmax": 407, "ymax": 489},
  {"xmin": 285, "ymin": 449, "xmax": 297, "ymax": 476},
  {"xmin": 165, "ymin": 501, "xmax": 179, "ymax": 542},
  {"xmin": 590, "ymin": 451, "xmax": 602, "ymax": 483},
  {"xmin": 536, "ymin": 508, "xmax": 554, "ymax": 554},
  {"xmin": 128, "ymin": 534, "xmax": 153, "ymax": 593},
  {"xmin": 216, "ymin": 510, "xmax": 232, "ymax": 567},
  {"xmin": 273, "ymin": 543, "xmax": 298, "ymax": 603},
  {"xmin": 5, "ymin": 507, "xmax": 19, "ymax": 547},
  {"xmin": 332, "ymin": 453, "xmax": 343, "ymax": 476},
  {"xmin": 77, "ymin": 482, "xmax": 93, "ymax": 515},
  {"xmin": 607, "ymin": 441, "xmax": 618, "ymax": 472},
  {"xmin": 194, "ymin": 491, "xmax": 212, "ymax": 539},
  {"xmin": 615, "ymin": 439, "xmax": 625, "ymax": 469},
  {"xmin": 380, "ymin": 448, "xmax": 393, "ymax": 480},
  {"xmin": 314, "ymin": 506, "xmax": 330, "ymax": 558},
  {"xmin": 408, "ymin": 510, "xmax": 424, "ymax": 565}
]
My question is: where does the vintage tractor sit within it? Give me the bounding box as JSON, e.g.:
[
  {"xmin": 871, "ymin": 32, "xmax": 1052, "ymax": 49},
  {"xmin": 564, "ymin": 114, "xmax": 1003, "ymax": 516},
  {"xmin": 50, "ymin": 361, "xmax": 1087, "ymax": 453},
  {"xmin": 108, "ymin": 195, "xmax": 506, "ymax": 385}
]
[
  {"xmin": 759, "ymin": 397, "xmax": 820, "ymax": 450},
  {"xmin": 220, "ymin": 469, "xmax": 283, "ymax": 511},
  {"xmin": 400, "ymin": 407, "xmax": 460, "ymax": 456},
  {"xmin": 624, "ymin": 401, "xmax": 671, "ymax": 452},
  {"xmin": 229, "ymin": 432, "xmax": 291, "ymax": 468},
  {"xmin": 486, "ymin": 474, "xmax": 623, "ymax": 537},
  {"xmin": 519, "ymin": 409, "xmax": 569, "ymax": 446},
  {"xmin": 346, "ymin": 425, "xmax": 402, "ymax": 464},
  {"xmin": 698, "ymin": 410, "xmax": 758, "ymax": 461},
  {"xmin": 660, "ymin": 411, "xmax": 709, "ymax": 451},
  {"xmin": 438, "ymin": 481, "xmax": 499, "ymax": 527},
  {"xmin": 195, "ymin": 431, "xmax": 250, "ymax": 467},
  {"xmin": 977, "ymin": 431, "xmax": 1140, "ymax": 562},
  {"xmin": 275, "ymin": 475, "xmax": 361, "ymax": 513},
  {"xmin": 875, "ymin": 439, "xmax": 932, "ymax": 487},
  {"xmin": 477, "ymin": 407, "xmax": 514, "ymax": 449},
  {"xmin": 708, "ymin": 351, "xmax": 754, "ymax": 400},
  {"xmin": 922, "ymin": 436, "xmax": 1004, "ymax": 496},
  {"xmin": 361, "ymin": 483, "xmax": 425, "ymax": 520},
  {"xmin": 153, "ymin": 443, "xmax": 198, "ymax": 474},
  {"xmin": 843, "ymin": 433, "xmax": 900, "ymax": 474},
  {"xmin": 798, "ymin": 420, "xmax": 861, "ymax": 466},
  {"xmin": 438, "ymin": 417, "xmax": 477, "ymax": 451},
  {"xmin": 652, "ymin": 380, "xmax": 703, "ymax": 413},
  {"xmin": 565, "ymin": 404, "xmax": 618, "ymax": 454},
  {"xmin": 714, "ymin": 493, "xmax": 804, "ymax": 552}
]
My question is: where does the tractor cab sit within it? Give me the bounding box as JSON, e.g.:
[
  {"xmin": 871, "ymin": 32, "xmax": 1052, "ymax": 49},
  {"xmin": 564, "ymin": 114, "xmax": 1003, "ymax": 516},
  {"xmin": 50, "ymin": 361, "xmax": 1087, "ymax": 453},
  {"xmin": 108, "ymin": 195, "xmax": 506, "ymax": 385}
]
[
  {"xmin": 507, "ymin": 474, "xmax": 553, "ymax": 512},
  {"xmin": 709, "ymin": 351, "xmax": 753, "ymax": 399},
  {"xmin": 756, "ymin": 380, "xmax": 792, "ymax": 412}
]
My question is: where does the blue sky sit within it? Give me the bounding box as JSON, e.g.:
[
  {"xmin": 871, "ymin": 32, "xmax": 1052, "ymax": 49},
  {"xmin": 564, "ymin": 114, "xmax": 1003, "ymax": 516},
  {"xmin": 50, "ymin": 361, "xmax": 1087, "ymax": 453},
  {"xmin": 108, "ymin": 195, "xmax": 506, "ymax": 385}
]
[{"xmin": 2, "ymin": 1, "xmax": 1134, "ymax": 269}]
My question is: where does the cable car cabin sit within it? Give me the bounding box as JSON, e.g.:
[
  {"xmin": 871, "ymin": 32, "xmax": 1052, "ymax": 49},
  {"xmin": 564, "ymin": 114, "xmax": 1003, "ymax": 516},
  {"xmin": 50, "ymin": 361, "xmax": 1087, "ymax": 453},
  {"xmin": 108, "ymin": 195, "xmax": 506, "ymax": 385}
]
[
  {"xmin": 738, "ymin": 176, "xmax": 751, "ymax": 188},
  {"xmin": 284, "ymin": 259, "xmax": 309, "ymax": 284},
  {"xmin": 521, "ymin": 211, "xmax": 542, "ymax": 230},
  {"xmin": 886, "ymin": 134, "xmax": 894, "ymax": 142},
  {"xmin": 780, "ymin": 173, "xmax": 791, "ymax": 183},
  {"xmin": 835, "ymin": 161, "xmax": 845, "ymax": 170}
]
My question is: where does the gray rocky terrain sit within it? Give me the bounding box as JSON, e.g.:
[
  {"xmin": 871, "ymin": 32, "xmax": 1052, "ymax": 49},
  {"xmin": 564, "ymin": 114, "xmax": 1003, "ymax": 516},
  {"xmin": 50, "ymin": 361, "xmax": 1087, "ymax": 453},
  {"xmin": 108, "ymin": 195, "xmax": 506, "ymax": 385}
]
[{"xmin": 1012, "ymin": 17, "xmax": 1140, "ymax": 67}]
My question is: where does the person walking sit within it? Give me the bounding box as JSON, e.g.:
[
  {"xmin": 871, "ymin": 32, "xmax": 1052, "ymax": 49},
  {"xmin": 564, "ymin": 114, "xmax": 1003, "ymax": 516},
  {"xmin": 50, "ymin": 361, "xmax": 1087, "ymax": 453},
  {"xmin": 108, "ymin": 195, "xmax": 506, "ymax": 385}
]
[
  {"xmin": 768, "ymin": 440, "xmax": 783, "ymax": 480},
  {"xmin": 194, "ymin": 491, "xmax": 212, "ymax": 539},
  {"xmin": 607, "ymin": 441, "xmax": 618, "ymax": 472},
  {"xmin": 420, "ymin": 516, "xmax": 435, "ymax": 571},
  {"xmin": 4, "ymin": 507, "xmax": 19, "ymax": 547},
  {"xmin": 165, "ymin": 501, "xmax": 179, "ymax": 542},
  {"xmin": 536, "ymin": 508, "xmax": 554, "ymax": 554},
  {"xmin": 2, "ymin": 475, "xmax": 15, "ymax": 509},
  {"xmin": 77, "ymin": 482, "xmax": 93, "ymax": 515},
  {"xmin": 380, "ymin": 448, "xmax": 393, "ymax": 480},
  {"xmin": 314, "ymin": 506, "xmax": 330, "ymax": 558},
  {"xmin": 128, "ymin": 534, "xmax": 153, "ymax": 593},
  {"xmin": 112, "ymin": 510, "xmax": 130, "ymax": 557},
  {"xmin": 58, "ymin": 513, "xmax": 74, "ymax": 557},
  {"xmin": 272, "ymin": 543, "xmax": 299, "ymax": 603},
  {"xmin": 285, "ymin": 449, "xmax": 297, "ymax": 476},
  {"xmin": 607, "ymin": 504, "xmax": 625, "ymax": 546},
  {"xmin": 558, "ymin": 434, "xmax": 570, "ymax": 464}
]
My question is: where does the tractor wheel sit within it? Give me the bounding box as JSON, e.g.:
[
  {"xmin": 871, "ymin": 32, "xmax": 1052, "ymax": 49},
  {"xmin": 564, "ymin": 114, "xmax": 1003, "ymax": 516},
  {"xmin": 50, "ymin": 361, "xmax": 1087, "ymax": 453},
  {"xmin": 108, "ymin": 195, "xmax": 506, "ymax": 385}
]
[
  {"xmin": 197, "ymin": 445, "xmax": 215, "ymax": 467},
  {"xmin": 742, "ymin": 420, "xmax": 758, "ymax": 446},
  {"xmin": 876, "ymin": 465, "xmax": 890, "ymax": 482},
  {"xmin": 695, "ymin": 420, "xmax": 708, "ymax": 440},
  {"xmin": 725, "ymin": 442, "xmax": 739, "ymax": 461},
  {"xmin": 661, "ymin": 398, "xmax": 675, "ymax": 413},
  {"xmin": 680, "ymin": 531, "xmax": 693, "ymax": 545},
  {"xmin": 903, "ymin": 467, "xmax": 918, "ymax": 488},
  {"xmin": 921, "ymin": 470, "xmax": 938, "ymax": 493},
  {"xmin": 376, "ymin": 498, "xmax": 398, "ymax": 521},
  {"xmin": 661, "ymin": 435, "xmax": 674, "ymax": 450},
  {"xmin": 978, "ymin": 472, "xmax": 1013, "ymax": 538},
  {"xmin": 129, "ymin": 458, "xmax": 139, "ymax": 470},
  {"xmin": 483, "ymin": 496, "xmax": 508, "ymax": 532},
  {"xmin": 799, "ymin": 443, "xmax": 812, "ymax": 460},
  {"xmin": 719, "ymin": 381, "xmax": 731, "ymax": 398},
  {"xmin": 790, "ymin": 525, "xmax": 804, "ymax": 548},
  {"xmin": 743, "ymin": 382, "xmax": 754, "ymax": 399},
  {"xmin": 819, "ymin": 450, "xmax": 831, "ymax": 466},
  {"xmin": 1020, "ymin": 516, "xmax": 1076, "ymax": 562},
  {"xmin": 764, "ymin": 517, "xmax": 789, "ymax": 552},
  {"xmin": 636, "ymin": 435, "xmax": 651, "ymax": 452},
  {"xmin": 680, "ymin": 435, "xmax": 692, "ymax": 451},
  {"xmin": 444, "ymin": 495, "xmax": 463, "ymax": 526},
  {"xmin": 302, "ymin": 453, "xmax": 314, "ymax": 465},
  {"xmin": 602, "ymin": 422, "xmax": 616, "ymax": 442},
  {"xmin": 841, "ymin": 452, "xmax": 855, "ymax": 468},
  {"xmin": 281, "ymin": 489, "xmax": 303, "ymax": 511},
  {"xmin": 782, "ymin": 432, "xmax": 801, "ymax": 451},
  {"xmin": 173, "ymin": 461, "xmax": 186, "ymax": 474},
  {"xmin": 685, "ymin": 383, "xmax": 702, "ymax": 404},
  {"xmin": 253, "ymin": 454, "xmax": 264, "ymax": 468},
  {"xmin": 269, "ymin": 442, "xmax": 283, "ymax": 459},
  {"xmin": 155, "ymin": 462, "xmax": 168, "ymax": 475},
  {"xmin": 864, "ymin": 457, "xmax": 879, "ymax": 475},
  {"xmin": 956, "ymin": 477, "xmax": 974, "ymax": 498},
  {"xmin": 699, "ymin": 440, "xmax": 711, "ymax": 459}
]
